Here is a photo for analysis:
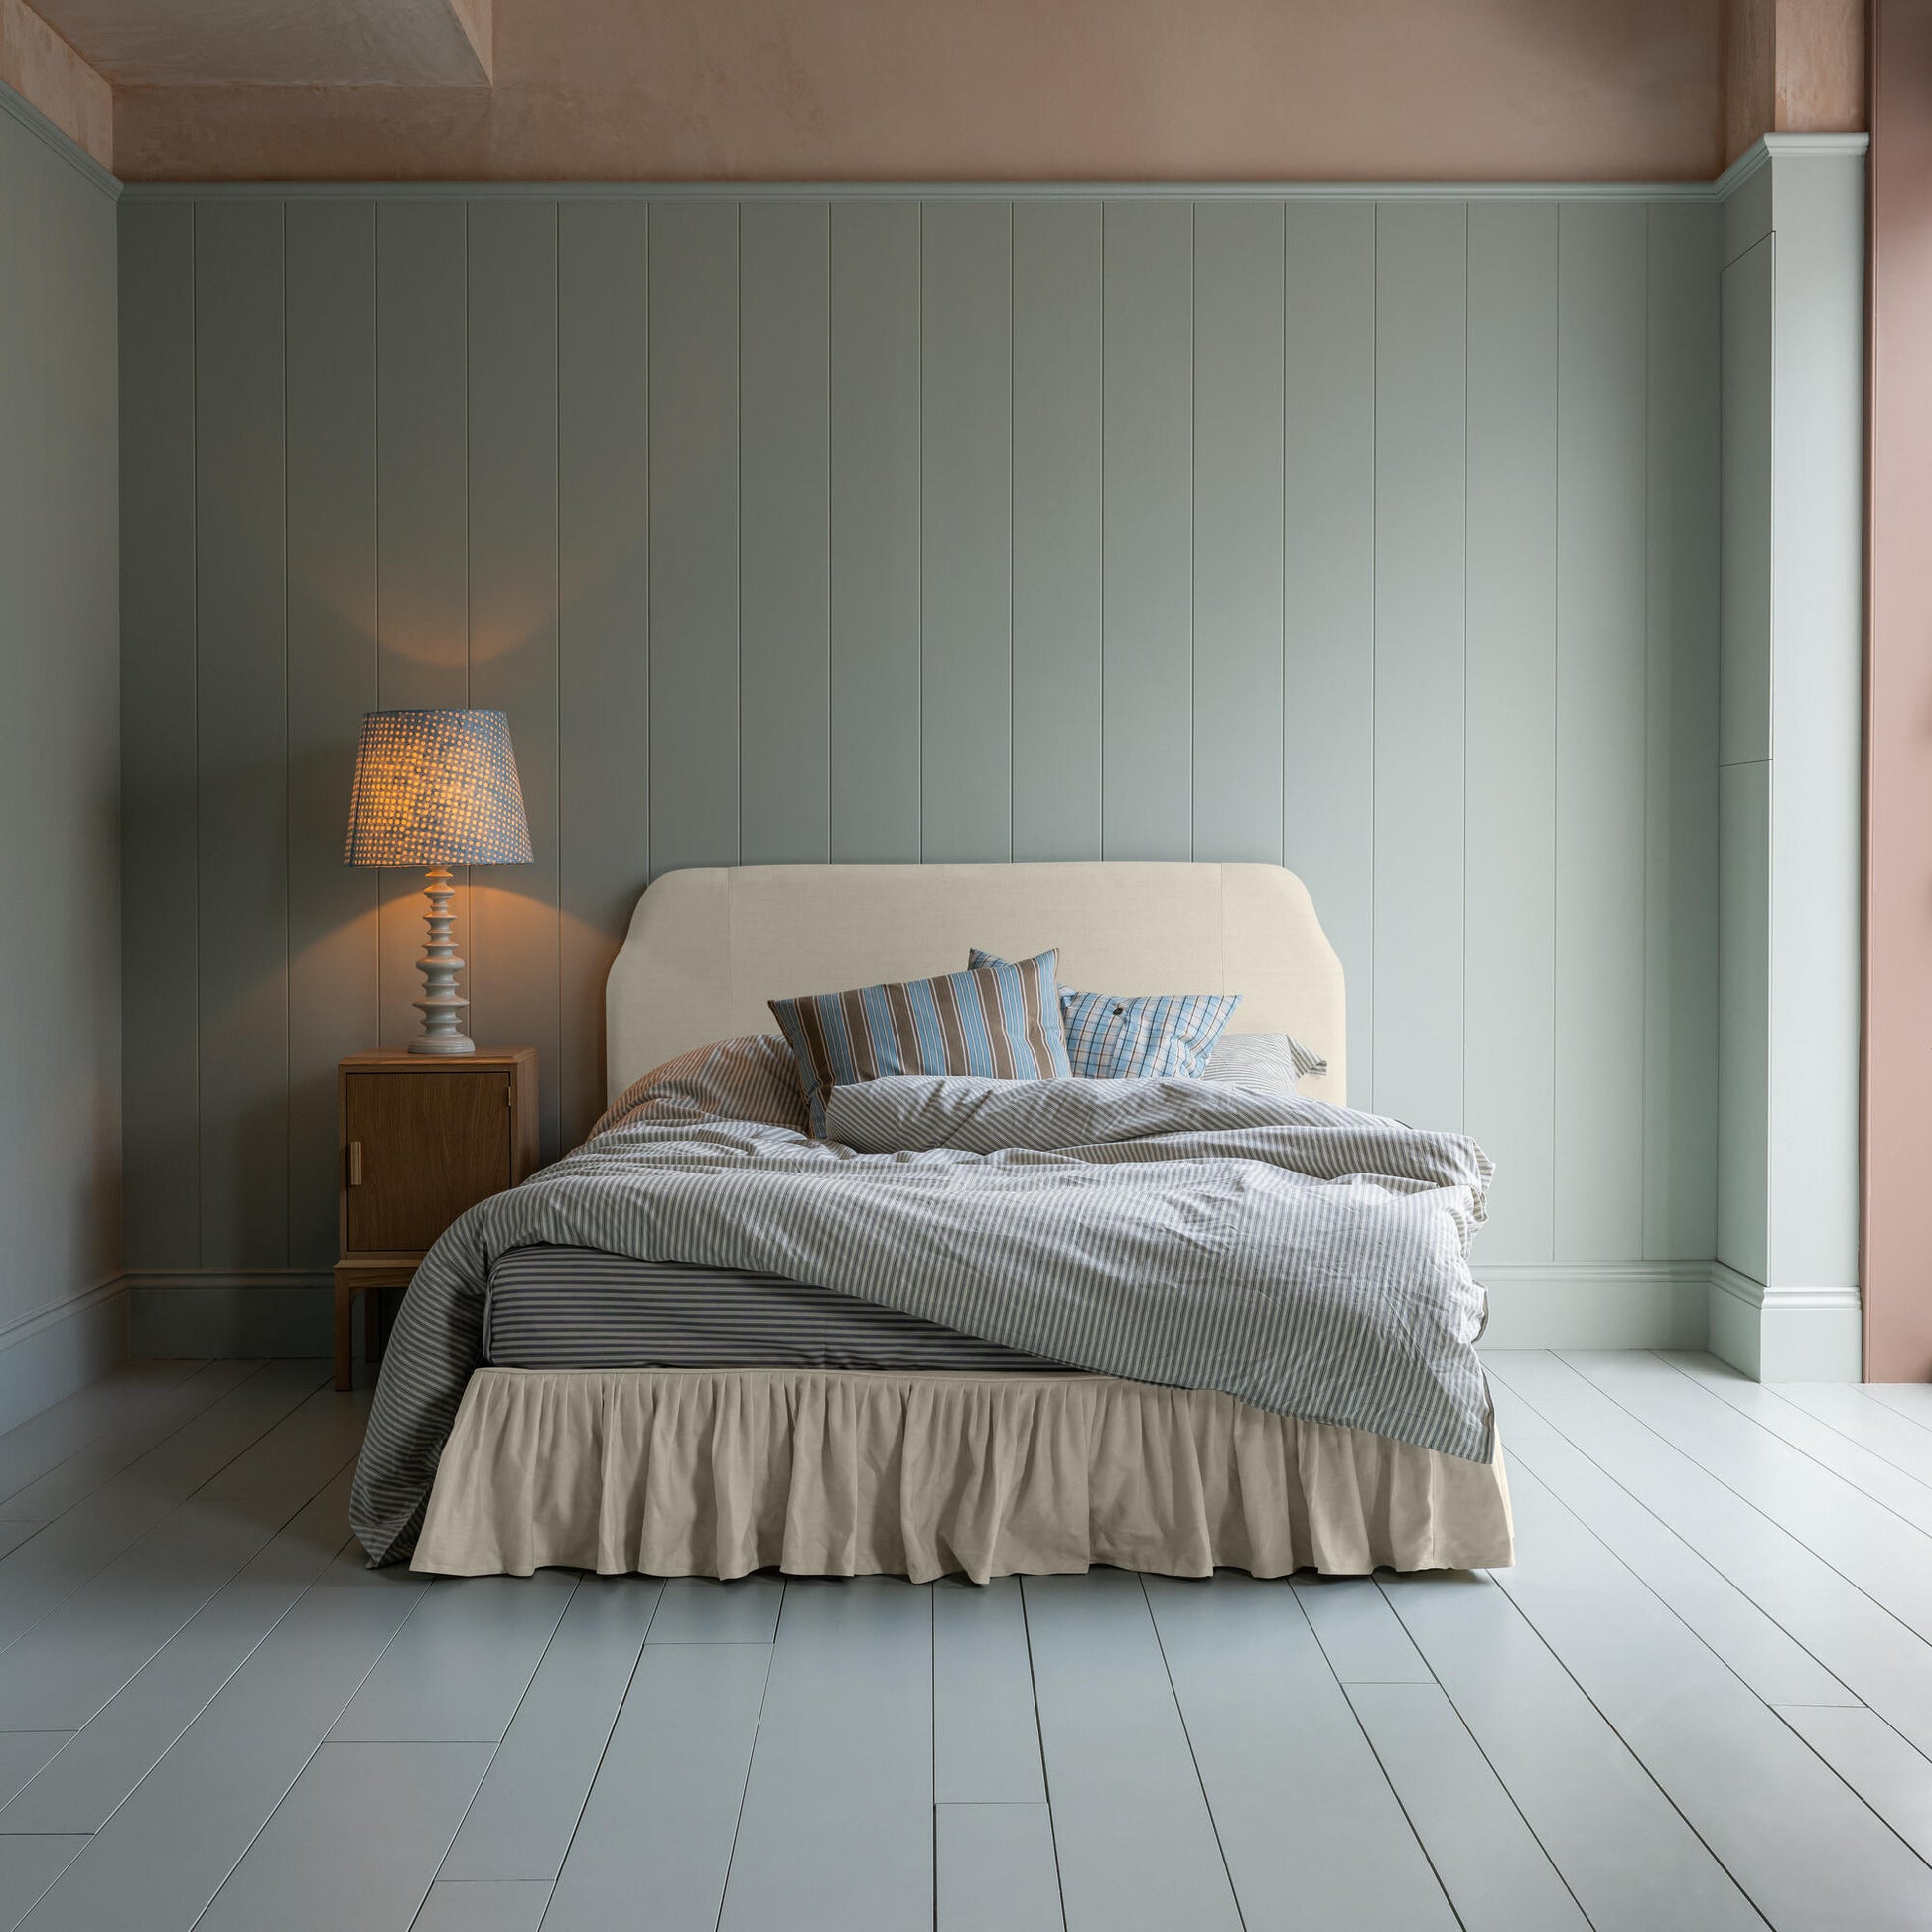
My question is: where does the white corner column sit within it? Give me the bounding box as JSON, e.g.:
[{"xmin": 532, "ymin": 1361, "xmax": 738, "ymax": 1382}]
[{"xmin": 1710, "ymin": 134, "xmax": 1866, "ymax": 1380}]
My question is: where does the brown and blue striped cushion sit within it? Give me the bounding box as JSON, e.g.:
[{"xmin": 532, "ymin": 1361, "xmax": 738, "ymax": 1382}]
[{"xmin": 770, "ymin": 951, "xmax": 1071, "ymax": 1135}]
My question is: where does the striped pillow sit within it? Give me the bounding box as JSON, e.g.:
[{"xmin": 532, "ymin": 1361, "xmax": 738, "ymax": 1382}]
[
  {"xmin": 969, "ymin": 950, "xmax": 1241, "ymax": 1080},
  {"xmin": 771, "ymin": 951, "xmax": 1072, "ymax": 1135}
]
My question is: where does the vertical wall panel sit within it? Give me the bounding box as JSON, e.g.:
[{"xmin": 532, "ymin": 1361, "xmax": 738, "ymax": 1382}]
[
  {"xmin": 740, "ymin": 200, "xmax": 831, "ymax": 866},
  {"xmin": 1102, "ymin": 200, "xmax": 1192, "ymax": 860},
  {"xmin": 1554, "ymin": 202, "xmax": 1649, "ymax": 1260},
  {"xmin": 1192, "ymin": 200, "xmax": 1285, "ymax": 864},
  {"xmin": 285, "ymin": 201, "xmax": 378, "ymax": 1268},
  {"xmin": 1012, "ymin": 200, "xmax": 1102, "ymax": 860},
  {"xmin": 829, "ymin": 201, "xmax": 921, "ymax": 863},
  {"xmin": 1463, "ymin": 202, "xmax": 1558, "ymax": 1264},
  {"xmin": 1283, "ymin": 202, "xmax": 1376, "ymax": 1099},
  {"xmin": 119, "ymin": 201, "xmax": 201, "ymax": 1269},
  {"xmin": 194, "ymin": 201, "xmax": 287, "ymax": 1267},
  {"xmin": 1372, "ymin": 202, "xmax": 1466, "ymax": 1129},
  {"xmin": 921, "ymin": 200, "xmax": 1014, "ymax": 861},
  {"xmin": 468, "ymin": 200, "xmax": 562, "ymax": 1156},
  {"xmin": 1644, "ymin": 203, "xmax": 1721, "ymax": 1262},
  {"xmin": 374, "ymin": 201, "xmax": 470, "ymax": 1047},
  {"xmin": 558, "ymin": 199, "xmax": 649, "ymax": 1147},
  {"xmin": 647, "ymin": 201, "xmax": 740, "ymax": 874}
]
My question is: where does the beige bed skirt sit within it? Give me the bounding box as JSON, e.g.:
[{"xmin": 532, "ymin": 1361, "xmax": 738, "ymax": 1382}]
[{"xmin": 413, "ymin": 1367, "xmax": 1512, "ymax": 1583}]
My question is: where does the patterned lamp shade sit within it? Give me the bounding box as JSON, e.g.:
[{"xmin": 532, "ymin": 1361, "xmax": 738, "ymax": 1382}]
[{"xmin": 343, "ymin": 709, "xmax": 533, "ymax": 868}]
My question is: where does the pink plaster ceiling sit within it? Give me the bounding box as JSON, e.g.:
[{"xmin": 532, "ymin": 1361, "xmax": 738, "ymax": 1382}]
[{"xmin": 30, "ymin": 0, "xmax": 488, "ymax": 88}]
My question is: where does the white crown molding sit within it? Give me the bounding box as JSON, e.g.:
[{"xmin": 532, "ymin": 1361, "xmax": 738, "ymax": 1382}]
[{"xmin": 1715, "ymin": 130, "xmax": 1870, "ymax": 202}]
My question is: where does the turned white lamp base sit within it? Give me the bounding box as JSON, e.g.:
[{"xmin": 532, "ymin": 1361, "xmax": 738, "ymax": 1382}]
[{"xmin": 411, "ymin": 866, "xmax": 476, "ymax": 1054}]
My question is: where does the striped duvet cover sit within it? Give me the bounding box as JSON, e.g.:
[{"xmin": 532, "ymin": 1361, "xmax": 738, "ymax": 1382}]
[{"xmin": 350, "ymin": 1039, "xmax": 1496, "ymax": 1566}]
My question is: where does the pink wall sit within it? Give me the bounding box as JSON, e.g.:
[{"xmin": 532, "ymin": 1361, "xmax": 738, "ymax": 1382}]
[
  {"xmin": 112, "ymin": 0, "xmax": 1725, "ymax": 182},
  {"xmin": 1865, "ymin": 0, "xmax": 1932, "ymax": 1380}
]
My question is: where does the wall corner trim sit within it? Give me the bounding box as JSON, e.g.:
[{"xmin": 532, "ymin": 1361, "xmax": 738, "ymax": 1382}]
[
  {"xmin": 1716, "ymin": 131, "xmax": 1871, "ymax": 203},
  {"xmin": 0, "ymin": 76, "xmax": 119, "ymax": 200}
]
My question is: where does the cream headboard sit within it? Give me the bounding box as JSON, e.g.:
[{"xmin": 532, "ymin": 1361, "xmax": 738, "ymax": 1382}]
[{"xmin": 606, "ymin": 861, "xmax": 1346, "ymax": 1107}]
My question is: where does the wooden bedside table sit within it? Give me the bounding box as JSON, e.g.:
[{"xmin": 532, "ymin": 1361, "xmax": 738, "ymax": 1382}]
[{"xmin": 336, "ymin": 1047, "xmax": 538, "ymax": 1390}]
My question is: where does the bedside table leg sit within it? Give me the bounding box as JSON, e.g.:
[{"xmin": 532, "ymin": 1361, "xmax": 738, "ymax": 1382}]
[{"xmin": 334, "ymin": 1284, "xmax": 354, "ymax": 1393}]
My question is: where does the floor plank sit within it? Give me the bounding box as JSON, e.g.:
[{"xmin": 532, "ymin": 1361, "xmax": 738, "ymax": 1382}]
[
  {"xmin": 328, "ymin": 1572, "xmax": 578, "ymax": 1743},
  {"xmin": 1567, "ymin": 1351, "xmax": 1932, "ymax": 1646},
  {"xmin": 1380, "ymin": 1567, "xmax": 1761, "ymax": 1931},
  {"xmin": 1347, "ymin": 1681, "xmax": 1590, "ymax": 1930},
  {"xmin": 0, "ymin": 1363, "xmax": 330, "ymax": 1653},
  {"xmin": 644, "ymin": 1574, "xmax": 784, "ymax": 1643},
  {"xmin": 0, "ymin": 1362, "xmax": 204, "ymax": 1508},
  {"xmin": 1493, "ymin": 1383, "xmax": 1854, "ymax": 1706},
  {"xmin": 14, "ymin": 1544, "xmax": 428, "ymax": 1932},
  {"xmin": 1290, "ymin": 1573, "xmax": 1433, "ymax": 1682},
  {"xmin": 1487, "ymin": 1350, "xmax": 1932, "ymax": 1759},
  {"xmin": 1023, "ymin": 1569, "xmax": 1242, "ymax": 1932},
  {"xmin": 934, "ymin": 1577, "xmax": 1045, "ymax": 1803},
  {"xmin": 438, "ymin": 1575, "xmax": 659, "ymax": 1881},
  {"xmin": 412, "ymin": 1879, "xmax": 551, "ymax": 1932},
  {"xmin": 1663, "ymin": 1352, "xmax": 1932, "ymax": 1537},
  {"xmin": 936, "ymin": 1803, "xmax": 1063, "ymax": 1932},
  {"xmin": 1865, "ymin": 1384, "xmax": 1932, "ymax": 1432},
  {"xmin": 1492, "ymin": 1453, "xmax": 1932, "ymax": 1929},
  {"xmin": 543, "ymin": 1643, "xmax": 769, "ymax": 1932},
  {"xmin": 0, "ymin": 1838, "xmax": 85, "ymax": 1929},
  {"xmin": 0, "ymin": 1471, "xmax": 354, "ymax": 1833},
  {"xmin": 0, "ymin": 1738, "xmax": 68, "ymax": 1813},
  {"xmin": 716, "ymin": 1579, "xmax": 933, "ymax": 1932},
  {"xmin": 1778, "ymin": 1704, "xmax": 1932, "ymax": 1866},
  {"xmin": 1144, "ymin": 1573, "xmax": 1456, "ymax": 1931},
  {"xmin": 1775, "ymin": 1382, "xmax": 1932, "ymax": 1490},
  {"xmin": 196, "ymin": 1740, "xmax": 491, "ymax": 1932}
]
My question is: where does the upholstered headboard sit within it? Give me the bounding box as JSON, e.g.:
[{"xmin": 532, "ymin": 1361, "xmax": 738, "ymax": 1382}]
[{"xmin": 606, "ymin": 861, "xmax": 1346, "ymax": 1107}]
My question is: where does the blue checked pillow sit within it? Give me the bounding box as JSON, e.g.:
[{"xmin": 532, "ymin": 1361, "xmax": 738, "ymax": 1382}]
[
  {"xmin": 969, "ymin": 950, "xmax": 1241, "ymax": 1080},
  {"xmin": 771, "ymin": 950, "xmax": 1072, "ymax": 1136}
]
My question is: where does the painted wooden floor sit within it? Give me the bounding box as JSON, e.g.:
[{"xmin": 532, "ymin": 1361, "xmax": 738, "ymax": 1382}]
[{"xmin": 0, "ymin": 1354, "xmax": 1927, "ymax": 1928}]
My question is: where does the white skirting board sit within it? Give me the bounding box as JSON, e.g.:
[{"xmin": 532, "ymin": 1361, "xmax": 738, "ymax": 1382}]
[
  {"xmin": 0, "ymin": 1278, "xmax": 128, "ymax": 1435},
  {"xmin": 1475, "ymin": 1262, "xmax": 1711, "ymax": 1351},
  {"xmin": 1706, "ymin": 1261, "xmax": 1863, "ymax": 1382}
]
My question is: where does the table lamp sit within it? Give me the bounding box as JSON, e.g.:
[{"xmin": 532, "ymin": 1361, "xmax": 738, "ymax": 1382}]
[{"xmin": 344, "ymin": 708, "xmax": 533, "ymax": 1054}]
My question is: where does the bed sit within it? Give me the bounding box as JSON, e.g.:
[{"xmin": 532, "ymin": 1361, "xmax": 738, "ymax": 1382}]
[{"xmin": 351, "ymin": 860, "xmax": 1512, "ymax": 1582}]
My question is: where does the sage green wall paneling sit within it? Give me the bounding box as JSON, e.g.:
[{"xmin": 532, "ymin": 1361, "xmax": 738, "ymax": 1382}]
[
  {"xmin": 119, "ymin": 201, "xmax": 200, "ymax": 1271},
  {"xmin": 558, "ymin": 200, "xmax": 649, "ymax": 1146},
  {"xmin": 1462, "ymin": 201, "xmax": 1558, "ymax": 1265},
  {"xmin": 829, "ymin": 201, "xmax": 921, "ymax": 864},
  {"xmin": 1371, "ymin": 202, "xmax": 1465, "ymax": 1129},
  {"xmin": 1282, "ymin": 203, "xmax": 1376, "ymax": 1102},
  {"xmin": 920, "ymin": 200, "xmax": 1014, "ymax": 862},
  {"xmin": 648, "ymin": 202, "xmax": 740, "ymax": 875},
  {"xmin": 740, "ymin": 200, "xmax": 832, "ymax": 866},
  {"xmin": 1720, "ymin": 239, "xmax": 1773, "ymax": 767},
  {"xmin": 3, "ymin": 111, "xmax": 120, "ymax": 1340},
  {"xmin": 285, "ymin": 201, "xmax": 378, "ymax": 1269},
  {"xmin": 194, "ymin": 201, "xmax": 288, "ymax": 1269},
  {"xmin": 374, "ymin": 202, "xmax": 471, "ymax": 1048},
  {"xmin": 468, "ymin": 200, "xmax": 563, "ymax": 1158},
  {"xmin": 1644, "ymin": 202, "xmax": 1721, "ymax": 1263},
  {"xmin": 1011, "ymin": 200, "xmax": 1102, "ymax": 861},
  {"xmin": 1554, "ymin": 201, "xmax": 1648, "ymax": 1261},
  {"xmin": 1718, "ymin": 761, "xmax": 1771, "ymax": 1281},
  {"xmin": 1102, "ymin": 200, "xmax": 1192, "ymax": 860},
  {"xmin": 1192, "ymin": 200, "xmax": 1285, "ymax": 866}
]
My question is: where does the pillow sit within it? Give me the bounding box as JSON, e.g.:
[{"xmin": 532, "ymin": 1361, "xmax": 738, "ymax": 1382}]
[
  {"xmin": 969, "ymin": 950, "xmax": 1240, "ymax": 1080},
  {"xmin": 771, "ymin": 951, "xmax": 1072, "ymax": 1135},
  {"xmin": 1200, "ymin": 1032, "xmax": 1327, "ymax": 1094},
  {"xmin": 591, "ymin": 1035, "xmax": 812, "ymax": 1140}
]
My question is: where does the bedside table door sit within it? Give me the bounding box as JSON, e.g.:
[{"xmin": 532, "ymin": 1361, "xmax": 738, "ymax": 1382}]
[{"xmin": 344, "ymin": 1071, "xmax": 513, "ymax": 1253}]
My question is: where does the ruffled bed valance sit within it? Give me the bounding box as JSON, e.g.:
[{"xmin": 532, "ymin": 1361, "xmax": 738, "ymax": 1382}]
[{"xmin": 412, "ymin": 1367, "xmax": 1512, "ymax": 1584}]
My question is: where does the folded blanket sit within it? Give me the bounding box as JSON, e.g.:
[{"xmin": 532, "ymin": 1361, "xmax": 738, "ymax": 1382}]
[{"xmin": 350, "ymin": 1044, "xmax": 1495, "ymax": 1565}]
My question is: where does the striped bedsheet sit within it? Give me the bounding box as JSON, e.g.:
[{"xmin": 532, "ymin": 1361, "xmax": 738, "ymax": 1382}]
[{"xmin": 484, "ymin": 1245, "xmax": 1061, "ymax": 1374}]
